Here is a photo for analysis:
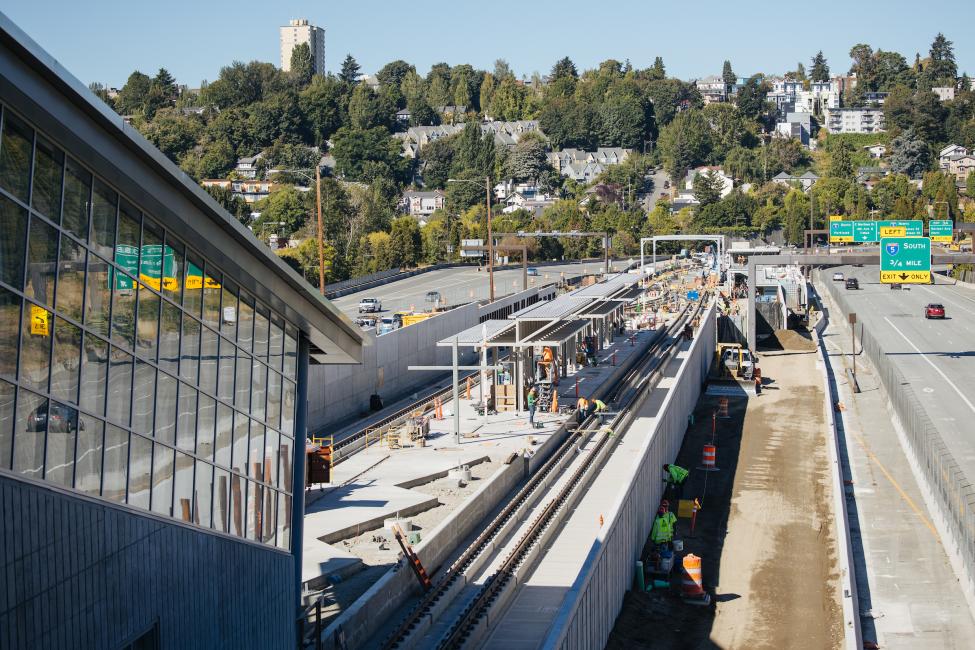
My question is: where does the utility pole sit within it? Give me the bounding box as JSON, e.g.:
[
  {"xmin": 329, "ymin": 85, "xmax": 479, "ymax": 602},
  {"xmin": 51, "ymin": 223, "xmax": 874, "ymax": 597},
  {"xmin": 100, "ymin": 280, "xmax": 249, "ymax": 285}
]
[
  {"xmin": 315, "ymin": 165, "xmax": 325, "ymax": 294},
  {"xmin": 486, "ymin": 175, "xmax": 495, "ymax": 301}
]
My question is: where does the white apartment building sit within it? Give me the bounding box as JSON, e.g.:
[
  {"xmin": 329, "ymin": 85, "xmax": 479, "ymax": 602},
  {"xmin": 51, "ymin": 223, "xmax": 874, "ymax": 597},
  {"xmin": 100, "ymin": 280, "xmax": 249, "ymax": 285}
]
[
  {"xmin": 767, "ymin": 79, "xmax": 840, "ymax": 116},
  {"xmin": 280, "ymin": 18, "xmax": 325, "ymax": 74},
  {"xmin": 824, "ymin": 107, "xmax": 885, "ymax": 134}
]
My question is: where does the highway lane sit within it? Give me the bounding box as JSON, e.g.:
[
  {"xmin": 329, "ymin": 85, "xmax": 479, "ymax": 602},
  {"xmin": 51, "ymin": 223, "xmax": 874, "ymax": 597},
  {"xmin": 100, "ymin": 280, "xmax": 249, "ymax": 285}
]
[
  {"xmin": 331, "ymin": 259, "xmax": 635, "ymax": 319},
  {"xmin": 829, "ymin": 266, "xmax": 975, "ymax": 476}
]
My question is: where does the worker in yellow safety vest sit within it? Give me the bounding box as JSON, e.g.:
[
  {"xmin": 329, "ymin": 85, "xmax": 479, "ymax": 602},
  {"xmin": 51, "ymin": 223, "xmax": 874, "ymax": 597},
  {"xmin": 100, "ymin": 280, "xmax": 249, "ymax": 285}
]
[
  {"xmin": 663, "ymin": 463, "xmax": 689, "ymax": 501},
  {"xmin": 592, "ymin": 398, "xmax": 608, "ymax": 424},
  {"xmin": 651, "ymin": 503, "xmax": 677, "ymax": 547}
]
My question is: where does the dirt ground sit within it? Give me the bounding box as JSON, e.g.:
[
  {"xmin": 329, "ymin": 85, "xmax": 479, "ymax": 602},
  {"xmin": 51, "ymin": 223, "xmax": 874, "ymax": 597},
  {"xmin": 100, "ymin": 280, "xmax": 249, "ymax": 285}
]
[{"xmin": 606, "ymin": 335, "xmax": 842, "ymax": 649}]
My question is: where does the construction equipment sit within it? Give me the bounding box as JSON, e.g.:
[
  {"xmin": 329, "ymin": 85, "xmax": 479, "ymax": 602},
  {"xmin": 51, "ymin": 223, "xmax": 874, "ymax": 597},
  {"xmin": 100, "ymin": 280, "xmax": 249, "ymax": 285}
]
[
  {"xmin": 715, "ymin": 343, "xmax": 754, "ymax": 380},
  {"xmin": 391, "ymin": 523, "xmax": 432, "ymax": 591}
]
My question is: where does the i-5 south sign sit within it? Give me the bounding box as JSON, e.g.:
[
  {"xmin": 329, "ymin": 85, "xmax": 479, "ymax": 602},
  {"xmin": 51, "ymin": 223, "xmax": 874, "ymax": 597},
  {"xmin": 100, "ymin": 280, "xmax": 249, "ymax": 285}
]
[{"xmin": 879, "ymin": 237, "xmax": 931, "ymax": 284}]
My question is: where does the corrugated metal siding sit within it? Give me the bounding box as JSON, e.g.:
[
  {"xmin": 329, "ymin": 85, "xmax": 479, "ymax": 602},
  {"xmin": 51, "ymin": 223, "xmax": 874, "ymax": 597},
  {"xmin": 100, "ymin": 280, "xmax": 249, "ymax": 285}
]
[{"xmin": 0, "ymin": 474, "xmax": 294, "ymax": 649}]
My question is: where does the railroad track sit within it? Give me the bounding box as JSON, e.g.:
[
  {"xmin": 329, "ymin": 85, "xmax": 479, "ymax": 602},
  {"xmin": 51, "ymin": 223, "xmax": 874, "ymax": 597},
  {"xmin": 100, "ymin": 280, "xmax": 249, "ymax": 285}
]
[{"xmin": 379, "ymin": 296, "xmax": 708, "ymax": 650}]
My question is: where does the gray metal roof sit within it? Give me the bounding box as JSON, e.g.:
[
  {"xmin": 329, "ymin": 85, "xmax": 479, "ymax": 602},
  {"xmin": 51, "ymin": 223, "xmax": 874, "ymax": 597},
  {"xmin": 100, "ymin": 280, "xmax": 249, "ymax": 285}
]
[
  {"xmin": 510, "ymin": 295, "xmax": 591, "ymax": 320},
  {"xmin": 437, "ymin": 320, "xmax": 515, "ymax": 347},
  {"xmin": 0, "ymin": 14, "xmax": 364, "ymax": 364},
  {"xmin": 521, "ymin": 319, "xmax": 589, "ymax": 346},
  {"xmin": 580, "ymin": 301, "xmax": 622, "ymax": 317}
]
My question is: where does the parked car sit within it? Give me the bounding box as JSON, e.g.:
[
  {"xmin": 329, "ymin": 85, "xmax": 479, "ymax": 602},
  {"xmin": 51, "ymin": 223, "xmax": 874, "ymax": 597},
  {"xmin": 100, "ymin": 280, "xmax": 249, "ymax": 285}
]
[
  {"xmin": 845, "ymin": 278, "xmax": 859, "ymax": 290},
  {"xmin": 354, "ymin": 316, "xmax": 377, "ymax": 330},
  {"xmin": 378, "ymin": 316, "xmax": 400, "ymax": 335},
  {"xmin": 832, "ymin": 272, "xmax": 845, "ymax": 281},
  {"xmin": 358, "ymin": 297, "xmax": 382, "ymax": 313},
  {"xmin": 924, "ymin": 303, "xmax": 946, "ymax": 319},
  {"xmin": 425, "ymin": 290, "xmax": 441, "ymax": 303},
  {"xmin": 527, "ymin": 267, "xmax": 539, "ymax": 277},
  {"xmin": 27, "ymin": 402, "xmax": 85, "ymax": 433},
  {"xmin": 889, "ymin": 283, "xmax": 903, "ymax": 290}
]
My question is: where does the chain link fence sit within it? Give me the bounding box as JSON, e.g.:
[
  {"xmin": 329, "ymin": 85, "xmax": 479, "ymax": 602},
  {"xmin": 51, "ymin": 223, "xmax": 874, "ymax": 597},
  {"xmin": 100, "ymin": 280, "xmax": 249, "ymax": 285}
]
[{"xmin": 814, "ymin": 270, "xmax": 975, "ymax": 601}]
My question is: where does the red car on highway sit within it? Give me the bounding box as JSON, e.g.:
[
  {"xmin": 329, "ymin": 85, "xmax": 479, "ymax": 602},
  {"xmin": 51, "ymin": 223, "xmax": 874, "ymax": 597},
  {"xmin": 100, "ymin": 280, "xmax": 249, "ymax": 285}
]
[{"xmin": 924, "ymin": 303, "xmax": 946, "ymax": 319}]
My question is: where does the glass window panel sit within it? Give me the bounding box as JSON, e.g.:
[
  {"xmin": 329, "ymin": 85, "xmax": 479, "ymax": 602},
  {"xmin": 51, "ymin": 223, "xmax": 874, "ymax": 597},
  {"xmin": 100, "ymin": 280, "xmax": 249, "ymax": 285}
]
[
  {"xmin": 268, "ymin": 315, "xmax": 284, "ymax": 372},
  {"xmin": 235, "ymin": 349, "xmax": 250, "ymax": 411},
  {"xmin": 199, "ymin": 326, "xmax": 218, "ymax": 395},
  {"xmin": 55, "ymin": 234, "xmax": 85, "ymax": 322},
  {"xmin": 220, "ymin": 279, "xmax": 238, "ymax": 339},
  {"xmin": 176, "ymin": 381, "xmax": 196, "ymax": 452},
  {"xmin": 80, "ymin": 334, "xmax": 108, "ymax": 415},
  {"xmin": 0, "ymin": 379, "xmax": 13, "ymax": 469},
  {"xmin": 0, "ymin": 287, "xmax": 21, "ymax": 378},
  {"xmin": 276, "ymin": 491, "xmax": 291, "ymax": 550},
  {"xmin": 179, "ymin": 315, "xmax": 199, "ymax": 384},
  {"xmin": 196, "ymin": 393, "xmax": 215, "ymax": 462},
  {"xmin": 150, "ymin": 443, "xmax": 174, "ymax": 517},
  {"xmin": 237, "ymin": 292, "xmax": 254, "ymax": 351},
  {"xmin": 0, "ymin": 110, "xmax": 33, "ymax": 202},
  {"xmin": 140, "ymin": 218, "xmax": 163, "ymax": 290},
  {"xmin": 213, "ymin": 467, "xmax": 230, "ymax": 533},
  {"xmin": 249, "ymin": 421, "xmax": 265, "ymax": 481},
  {"xmin": 279, "ymin": 436, "xmax": 292, "ymax": 494},
  {"xmin": 13, "ymin": 389, "xmax": 46, "ymax": 479},
  {"xmin": 173, "ymin": 451, "xmax": 194, "ymax": 523},
  {"xmin": 230, "ymin": 472, "xmax": 245, "ymax": 536},
  {"xmin": 158, "ymin": 301, "xmax": 180, "ymax": 374},
  {"xmin": 31, "ymin": 135, "xmax": 63, "ymax": 220},
  {"xmin": 264, "ymin": 429, "xmax": 279, "ymax": 488},
  {"xmin": 62, "ymin": 157, "xmax": 91, "ymax": 240},
  {"xmin": 154, "ymin": 371, "xmax": 177, "ymax": 444},
  {"xmin": 283, "ymin": 326, "xmax": 298, "ymax": 379},
  {"xmin": 19, "ymin": 301, "xmax": 51, "ymax": 392},
  {"xmin": 232, "ymin": 411, "xmax": 249, "ymax": 475},
  {"xmin": 106, "ymin": 346, "xmax": 132, "ymax": 427},
  {"xmin": 202, "ymin": 265, "xmax": 221, "ymax": 328},
  {"xmin": 247, "ymin": 479, "xmax": 263, "ymax": 541},
  {"xmin": 254, "ymin": 306, "xmax": 269, "ymax": 363},
  {"xmin": 44, "ymin": 401, "xmax": 78, "ymax": 487},
  {"xmin": 262, "ymin": 485, "xmax": 277, "ymax": 544},
  {"xmin": 194, "ymin": 460, "xmax": 213, "ymax": 529},
  {"xmin": 90, "ymin": 179, "xmax": 117, "ymax": 259},
  {"xmin": 50, "ymin": 317, "xmax": 81, "ymax": 404},
  {"xmin": 162, "ymin": 237, "xmax": 183, "ymax": 304},
  {"xmin": 110, "ymin": 274, "xmax": 137, "ymax": 350},
  {"xmin": 102, "ymin": 425, "xmax": 129, "ymax": 502},
  {"xmin": 84, "ymin": 253, "xmax": 111, "ymax": 337},
  {"xmin": 117, "ymin": 199, "xmax": 141, "ymax": 248},
  {"xmin": 251, "ymin": 359, "xmax": 266, "ymax": 421},
  {"xmin": 266, "ymin": 370, "xmax": 282, "ymax": 432},
  {"xmin": 214, "ymin": 402, "xmax": 232, "ymax": 467},
  {"xmin": 183, "ymin": 252, "xmax": 203, "ymax": 318},
  {"xmin": 131, "ymin": 360, "xmax": 155, "ymax": 436},
  {"xmin": 127, "ymin": 433, "xmax": 152, "ymax": 509},
  {"xmin": 25, "ymin": 216, "xmax": 58, "ymax": 306},
  {"xmin": 217, "ymin": 336, "xmax": 234, "ymax": 401},
  {"xmin": 281, "ymin": 379, "xmax": 296, "ymax": 437},
  {"xmin": 74, "ymin": 417, "xmax": 102, "ymax": 496},
  {"xmin": 0, "ymin": 195, "xmax": 28, "ymax": 290},
  {"xmin": 135, "ymin": 285, "xmax": 159, "ymax": 360}
]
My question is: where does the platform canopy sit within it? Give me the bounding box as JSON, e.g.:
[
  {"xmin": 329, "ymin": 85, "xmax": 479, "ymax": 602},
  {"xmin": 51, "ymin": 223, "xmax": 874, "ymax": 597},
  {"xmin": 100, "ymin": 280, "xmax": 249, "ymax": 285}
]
[
  {"xmin": 437, "ymin": 319, "xmax": 517, "ymax": 348},
  {"xmin": 519, "ymin": 319, "xmax": 589, "ymax": 347},
  {"xmin": 510, "ymin": 295, "xmax": 592, "ymax": 320}
]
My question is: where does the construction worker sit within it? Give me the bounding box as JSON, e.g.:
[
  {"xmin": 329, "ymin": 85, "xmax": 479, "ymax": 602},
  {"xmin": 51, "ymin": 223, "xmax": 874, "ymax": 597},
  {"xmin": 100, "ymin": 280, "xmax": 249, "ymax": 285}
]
[
  {"xmin": 650, "ymin": 503, "xmax": 677, "ymax": 549},
  {"xmin": 662, "ymin": 463, "xmax": 689, "ymax": 502},
  {"xmin": 591, "ymin": 398, "xmax": 608, "ymax": 424},
  {"xmin": 527, "ymin": 386, "xmax": 538, "ymax": 427},
  {"xmin": 576, "ymin": 397, "xmax": 590, "ymax": 424}
]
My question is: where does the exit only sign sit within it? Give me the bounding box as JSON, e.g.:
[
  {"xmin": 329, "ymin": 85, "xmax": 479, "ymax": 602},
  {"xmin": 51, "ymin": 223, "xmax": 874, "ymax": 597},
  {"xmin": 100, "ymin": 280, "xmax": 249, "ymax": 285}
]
[{"xmin": 880, "ymin": 237, "xmax": 931, "ymax": 284}]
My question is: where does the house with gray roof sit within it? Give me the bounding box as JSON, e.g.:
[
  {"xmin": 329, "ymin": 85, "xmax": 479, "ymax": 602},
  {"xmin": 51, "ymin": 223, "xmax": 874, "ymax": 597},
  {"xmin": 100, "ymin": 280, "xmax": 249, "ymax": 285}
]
[{"xmin": 771, "ymin": 170, "xmax": 819, "ymax": 192}]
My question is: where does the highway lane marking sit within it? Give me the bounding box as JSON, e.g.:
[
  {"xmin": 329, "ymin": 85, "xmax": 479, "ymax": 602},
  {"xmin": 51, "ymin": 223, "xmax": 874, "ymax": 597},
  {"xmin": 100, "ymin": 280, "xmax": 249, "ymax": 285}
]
[
  {"xmin": 916, "ymin": 285, "xmax": 975, "ymax": 316},
  {"xmin": 849, "ymin": 428, "xmax": 940, "ymax": 541},
  {"xmin": 882, "ymin": 316, "xmax": 975, "ymax": 416}
]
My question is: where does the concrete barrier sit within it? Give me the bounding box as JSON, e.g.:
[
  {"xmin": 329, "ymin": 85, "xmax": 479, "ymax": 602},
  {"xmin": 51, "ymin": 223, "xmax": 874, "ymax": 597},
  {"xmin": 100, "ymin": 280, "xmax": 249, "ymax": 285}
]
[{"xmin": 542, "ymin": 305, "xmax": 716, "ymax": 649}]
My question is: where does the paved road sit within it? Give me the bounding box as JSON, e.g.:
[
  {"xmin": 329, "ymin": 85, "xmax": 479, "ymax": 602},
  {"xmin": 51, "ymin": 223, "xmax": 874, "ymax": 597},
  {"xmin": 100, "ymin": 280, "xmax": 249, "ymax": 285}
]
[
  {"xmin": 828, "ymin": 266, "xmax": 975, "ymax": 481},
  {"xmin": 331, "ymin": 259, "xmax": 635, "ymax": 320}
]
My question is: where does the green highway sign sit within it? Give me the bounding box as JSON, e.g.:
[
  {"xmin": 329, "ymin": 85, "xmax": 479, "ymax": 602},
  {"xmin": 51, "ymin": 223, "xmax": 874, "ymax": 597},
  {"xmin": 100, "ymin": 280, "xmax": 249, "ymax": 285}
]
[
  {"xmin": 852, "ymin": 221, "xmax": 879, "ymax": 243},
  {"xmin": 878, "ymin": 219, "xmax": 923, "ymax": 238},
  {"xmin": 829, "ymin": 221, "xmax": 853, "ymax": 243},
  {"xmin": 880, "ymin": 236, "xmax": 931, "ymax": 284},
  {"xmin": 929, "ymin": 219, "xmax": 953, "ymax": 243}
]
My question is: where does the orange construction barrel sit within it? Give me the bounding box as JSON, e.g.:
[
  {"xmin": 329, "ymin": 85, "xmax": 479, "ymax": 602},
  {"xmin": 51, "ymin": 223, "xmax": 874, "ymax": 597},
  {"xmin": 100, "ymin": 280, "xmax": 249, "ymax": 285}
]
[{"xmin": 681, "ymin": 553, "xmax": 705, "ymax": 597}]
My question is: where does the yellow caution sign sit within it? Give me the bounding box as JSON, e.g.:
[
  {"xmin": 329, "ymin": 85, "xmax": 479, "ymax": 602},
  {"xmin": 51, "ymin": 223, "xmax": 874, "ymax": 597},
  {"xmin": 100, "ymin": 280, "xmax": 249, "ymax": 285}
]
[
  {"xmin": 677, "ymin": 499, "xmax": 697, "ymax": 518},
  {"xmin": 829, "ymin": 214, "xmax": 843, "ymax": 222},
  {"xmin": 880, "ymin": 270, "xmax": 930, "ymax": 284},
  {"xmin": 879, "ymin": 226, "xmax": 906, "ymax": 237},
  {"xmin": 29, "ymin": 304, "xmax": 50, "ymax": 336}
]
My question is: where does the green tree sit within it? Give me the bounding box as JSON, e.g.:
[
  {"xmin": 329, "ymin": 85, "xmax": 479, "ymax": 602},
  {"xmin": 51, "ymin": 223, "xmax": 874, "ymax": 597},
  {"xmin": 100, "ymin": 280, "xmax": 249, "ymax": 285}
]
[
  {"xmin": 658, "ymin": 109, "xmax": 711, "ymax": 182},
  {"xmin": 910, "ymin": 91, "xmax": 948, "ymax": 144},
  {"xmin": 289, "ymin": 43, "xmax": 314, "ymax": 86},
  {"xmin": 143, "ymin": 108, "xmax": 202, "ymax": 162},
  {"xmin": 330, "ymin": 127, "xmax": 410, "ymax": 183},
  {"xmin": 888, "ymin": 127, "xmax": 930, "ymax": 178},
  {"xmin": 924, "ymin": 33, "xmax": 957, "ymax": 87},
  {"xmin": 783, "ymin": 189, "xmax": 810, "ymax": 243},
  {"xmin": 299, "ymin": 75, "xmax": 347, "ymax": 145},
  {"xmin": 598, "ymin": 91, "xmax": 652, "ymax": 149},
  {"xmin": 339, "ymin": 54, "xmax": 361, "ymax": 85},
  {"xmin": 826, "ymin": 139, "xmax": 855, "ymax": 179},
  {"xmin": 419, "ymin": 136, "xmax": 456, "ymax": 188},
  {"xmin": 735, "ymin": 74, "xmax": 770, "ymax": 121},
  {"xmin": 377, "ymin": 60, "xmax": 415, "ymax": 88},
  {"xmin": 388, "ymin": 216, "xmax": 422, "ymax": 268},
  {"xmin": 505, "ymin": 136, "xmax": 549, "ymax": 182},
  {"xmin": 489, "ymin": 77, "xmax": 525, "ymax": 120},
  {"xmin": 254, "ymin": 185, "xmax": 309, "ymax": 235},
  {"xmin": 116, "ymin": 71, "xmax": 152, "ymax": 115},
  {"xmin": 649, "ymin": 57, "xmax": 666, "ymax": 80},
  {"xmin": 693, "ymin": 170, "xmax": 724, "ymax": 207},
  {"xmin": 452, "ymin": 121, "xmax": 496, "ymax": 179},
  {"xmin": 180, "ymin": 138, "xmax": 235, "ymax": 180},
  {"xmin": 848, "ymin": 44, "xmax": 876, "ymax": 88},
  {"xmin": 348, "ymin": 84, "xmax": 388, "ymax": 130},
  {"xmin": 810, "ymin": 51, "xmax": 830, "ymax": 82},
  {"xmin": 204, "ymin": 184, "xmax": 249, "ymax": 223},
  {"xmin": 551, "ymin": 57, "xmax": 578, "ymax": 81},
  {"xmin": 722, "ymin": 60, "xmax": 736, "ymax": 89},
  {"xmin": 248, "ymin": 90, "xmax": 307, "ymax": 147},
  {"xmin": 967, "ymin": 170, "xmax": 975, "ymax": 198}
]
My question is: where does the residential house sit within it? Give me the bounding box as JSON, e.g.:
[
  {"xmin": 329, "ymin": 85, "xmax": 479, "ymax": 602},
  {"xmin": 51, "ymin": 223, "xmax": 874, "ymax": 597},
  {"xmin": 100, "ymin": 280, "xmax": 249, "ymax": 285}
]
[
  {"xmin": 824, "ymin": 107, "xmax": 885, "ymax": 133},
  {"xmin": 395, "ymin": 108, "xmax": 411, "ymax": 124},
  {"xmin": 771, "ymin": 171, "xmax": 819, "ymax": 192},
  {"xmin": 947, "ymin": 154, "xmax": 975, "ymax": 183},
  {"xmin": 684, "ymin": 166, "xmax": 734, "ymax": 198},
  {"xmin": 695, "ymin": 75, "xmax": 728, "ymax": 104},
  {"xmin": 670, "ymin": 193, "xmax": 700, "ymax": 212},
  {"xmin": 235, "ymin": 153, "xmax": 264, "ymax": 179},
  {"xmin": 862, "ymin": 92, "xmax": 889, "ymax": 105},
  {"xmin": 855, "ymin": 166, "xmax": 889, "ymax": 186},
  {"xmin": 548, "ymin": 147, "xmax": 631, "ymax": 181},
  {"xmin": 774, "ymin": 111, "xmax": 813, "ymax": 147},
  {"xmin": 767, "ymin": 78, "xmax": 839, "ymax": 117},
  {"xmin": 939, "ymin": 144, "xmax": 969, "ymax": 170},
  {"xmin": 202, "ymin": 178, "xmax": 278, "ymax": 203},
  {"xmin": 864, "ymin": 144, "xmax": 887, "ymax": 159},
  {"xmin": 932, "ymin": 87, "xmax": 956, "ymax": 102},
  {"xmin": 401, "ymin": 190, "xmax": 446, "ymax": 218}
]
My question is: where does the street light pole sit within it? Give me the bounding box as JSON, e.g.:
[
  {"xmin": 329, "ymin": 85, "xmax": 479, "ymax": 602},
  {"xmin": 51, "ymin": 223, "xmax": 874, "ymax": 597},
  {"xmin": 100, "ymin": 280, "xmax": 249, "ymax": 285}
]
[
  {"xmin": 486, "ymin": 175, "xmax": 494, "ymax": 301},
  {"xmin": 315, "ymin": 165, "xmax": 325, "ymax": 293}
]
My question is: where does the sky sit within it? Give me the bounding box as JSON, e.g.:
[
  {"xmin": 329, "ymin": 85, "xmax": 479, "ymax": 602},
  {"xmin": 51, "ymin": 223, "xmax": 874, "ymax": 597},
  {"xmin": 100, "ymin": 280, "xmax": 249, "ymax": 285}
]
[{"xmin": 4, "ymin": 1, "xmax": 974, "ymax": 89}]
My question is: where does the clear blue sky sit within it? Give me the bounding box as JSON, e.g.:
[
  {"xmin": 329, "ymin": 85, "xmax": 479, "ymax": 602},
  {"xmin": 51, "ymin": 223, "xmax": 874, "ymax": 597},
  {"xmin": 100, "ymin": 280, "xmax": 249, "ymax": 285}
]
[{"xmin": 4, "ymin": 1, "xmax": 973, "ymax": 88}]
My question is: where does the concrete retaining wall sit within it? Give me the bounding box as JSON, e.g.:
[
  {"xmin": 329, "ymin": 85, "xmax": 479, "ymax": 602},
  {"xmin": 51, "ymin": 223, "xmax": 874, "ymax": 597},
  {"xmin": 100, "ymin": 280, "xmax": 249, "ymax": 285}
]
[{"xmin": 543, "ymin": 305, "xmax": 716, "ymax": 649}]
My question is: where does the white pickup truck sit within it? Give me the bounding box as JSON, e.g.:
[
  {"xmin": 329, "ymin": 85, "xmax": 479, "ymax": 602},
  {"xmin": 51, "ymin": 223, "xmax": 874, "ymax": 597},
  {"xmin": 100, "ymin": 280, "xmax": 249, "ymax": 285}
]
[{"xmin": 358, "ymin": 297, "xmax": 382, "ymax": 313}]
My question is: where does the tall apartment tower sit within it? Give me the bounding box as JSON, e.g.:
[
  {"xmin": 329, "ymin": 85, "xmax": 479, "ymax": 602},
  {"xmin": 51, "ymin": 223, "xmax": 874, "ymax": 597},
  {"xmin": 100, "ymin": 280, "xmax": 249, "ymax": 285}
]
[{"xmin": 280, "ymin": 18, "xmax": 325, "ymax": 74}]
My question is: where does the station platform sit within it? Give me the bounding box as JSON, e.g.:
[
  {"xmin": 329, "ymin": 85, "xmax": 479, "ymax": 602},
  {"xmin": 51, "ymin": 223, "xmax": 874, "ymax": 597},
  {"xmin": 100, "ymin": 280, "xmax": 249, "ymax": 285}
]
[{"xmin": 301, "ymin": 320, "xmax": 675, "ymax": 591}]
